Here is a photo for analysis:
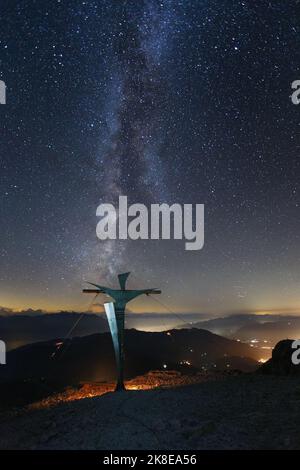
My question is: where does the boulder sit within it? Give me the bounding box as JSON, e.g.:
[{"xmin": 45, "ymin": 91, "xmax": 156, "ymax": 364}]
[{"xmin": 259, "ymin": 339, "xmax": 300, "ymax": 375}]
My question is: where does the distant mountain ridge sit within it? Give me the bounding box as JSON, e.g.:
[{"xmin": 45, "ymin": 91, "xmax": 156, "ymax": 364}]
[
  {"xmin": 182, "ymin": 314, "xmax": 300, "ymax": 345},
  {"xmin": 2, "ymin": 310, "xmax": 298, "ymax": 353},
  {"xmin": 0, "ymin": 313, "xmax": 108, "ymax": 350}
]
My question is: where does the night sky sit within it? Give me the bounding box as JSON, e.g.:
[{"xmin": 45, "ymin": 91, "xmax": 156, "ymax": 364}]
[{"xmin": 1, "ymin": 0, "xmax": 300, "ymax": 315}]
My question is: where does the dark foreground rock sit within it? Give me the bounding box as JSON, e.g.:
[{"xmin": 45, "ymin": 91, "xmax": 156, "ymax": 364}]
[{"xmin": 1, "ymin": 374, "xmax": 300, "ymax": 450}]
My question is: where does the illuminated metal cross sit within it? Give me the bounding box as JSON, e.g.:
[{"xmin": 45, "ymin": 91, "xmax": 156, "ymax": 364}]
[{"xmin": 83, "ymin": 272, "xmax": 161, "ymax": 391}]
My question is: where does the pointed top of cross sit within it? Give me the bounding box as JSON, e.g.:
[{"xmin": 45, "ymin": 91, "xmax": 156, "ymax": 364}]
[{"xmin": 118, "ymin": 272, "xmax": 130, "ymax": 290}]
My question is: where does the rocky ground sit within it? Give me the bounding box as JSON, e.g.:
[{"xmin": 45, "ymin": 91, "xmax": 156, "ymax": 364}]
[{"xmin": 0, "ymin": 371, "xmax": 300, "ymax": 450}]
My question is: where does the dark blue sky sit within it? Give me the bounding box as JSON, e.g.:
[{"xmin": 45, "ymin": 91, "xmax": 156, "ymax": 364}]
[{"xmin": 0, "ymin": 0, "xmax": 300, "ymax": 314}]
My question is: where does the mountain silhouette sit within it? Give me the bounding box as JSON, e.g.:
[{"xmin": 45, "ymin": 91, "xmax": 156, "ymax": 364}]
[{"xmin": 0, "ymin": 328, "xmax": 260, "ymax": 386}]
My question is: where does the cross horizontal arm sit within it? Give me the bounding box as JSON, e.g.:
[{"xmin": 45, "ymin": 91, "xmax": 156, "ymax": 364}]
[{"xmin": 82, "ymin": 289, "xmax": 103, "ymax": 294}]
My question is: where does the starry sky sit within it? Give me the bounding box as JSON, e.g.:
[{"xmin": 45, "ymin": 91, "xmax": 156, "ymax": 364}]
[{"xmin": 0, "ymin": 0, "xmax": 300, "ymax": 315}]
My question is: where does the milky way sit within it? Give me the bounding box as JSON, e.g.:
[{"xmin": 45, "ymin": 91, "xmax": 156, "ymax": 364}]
[
  {"xmin": 98, "ymin": 1, "xmax": 178, "ymax": 202},
  {"xmin": 92, "ymin": 1, "xmax": 181, "ymax": 276}
]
